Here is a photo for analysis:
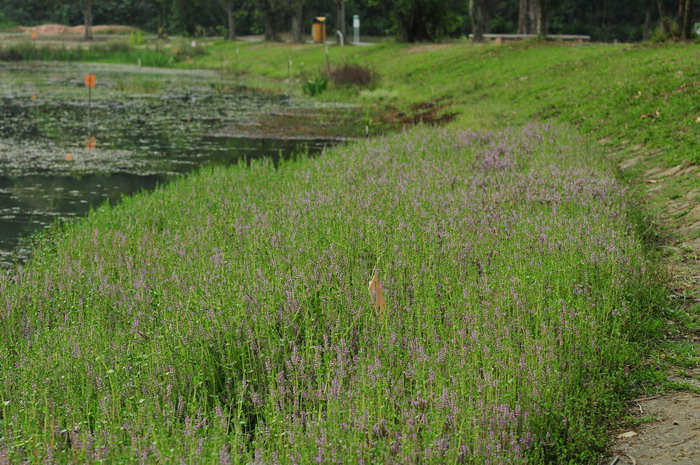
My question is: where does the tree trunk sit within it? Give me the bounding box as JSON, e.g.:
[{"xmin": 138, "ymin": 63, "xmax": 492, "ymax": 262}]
[
  {"xmin": 291, "ymin": 5, "xmax": 302, "ymax": 43},
  {"xmin": 83, "ymin": 0, "xmax": 94, "ymax": 41},
  {"xmin": 518, "ymin": 0, "xmax": 538, "ymax": 34},
  {"xmin": 533, "ymin": 0, "xmax": 547, "ymax": 36},
  {"xmin": 156, "ymin": 8, "xmax": 164, "ymax": 38},
  {"xmin": 470, "ymin": 0, "xmax": 487, "ymax": 42},
  {"xmin": 335, "ymin": 0, "xmax": 345, "ymax": 44},
  {"xmin": 518, "ymin": 0, "xmax": 529, "ymax": 34},
  {"xmin": 264, "ymin": 15, "xmax": 277, "ymax": 41},
  {"xmin": 226, "ymin": 5, "xmax": 236, "ymax": 40},
  {"xmin": 657, "ymin": 0, "xmax": 673, "ymax": 36},
  {"xmin": 643, "ymin": 0, "xmax": 654, "ymax": 40},
  {"xmin": 679, "ymin": 0, "xmax": 693, "ymax": 39}
]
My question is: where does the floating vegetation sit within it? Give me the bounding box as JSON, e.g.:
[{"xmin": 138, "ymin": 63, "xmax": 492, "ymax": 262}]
[{"xmin": 0, "ymin": 63, "xmax": 355, "ymax": 266}]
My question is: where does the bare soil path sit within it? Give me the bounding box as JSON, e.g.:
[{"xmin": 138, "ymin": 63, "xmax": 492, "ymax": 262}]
[{"xmin": 603, "ymin": 145, "xmax": 700, "ymax": 464}]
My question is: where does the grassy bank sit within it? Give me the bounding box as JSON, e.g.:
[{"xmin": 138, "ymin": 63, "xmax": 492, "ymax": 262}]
[
  {"xmin": 197, "ymin": 40, "xmax": 700, "ymax": 167},
  {"xmin": 2, "ymin": 38, "xmax": 695, "ymax": 463},
  {"xmin": 0, "ymin": 39, "xmax": 202, "ymax": 67},
  {"xmin": 0, "ymin": 125, "xmax": 663, "ymax": 463},
  {"xmin": 5, "ymin": 38, "xmax": 698, "ymax": 167}
]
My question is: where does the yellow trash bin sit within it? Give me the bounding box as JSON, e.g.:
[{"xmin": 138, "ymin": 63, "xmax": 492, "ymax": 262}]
[{"xmin": 313, "ymin": 17, "xmax": 327, "ymax": 43}]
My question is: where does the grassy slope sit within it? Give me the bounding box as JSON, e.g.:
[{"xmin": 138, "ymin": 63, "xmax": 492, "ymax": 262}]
[
  {"xmin": 5, "ymin": 38, "xmax": 698, "ymax": 165},
  {"xmin": 198, "ymin": 40, "xmax": 700, "ymax": 166},
  {"xmin": 0, "ymin": 40, "xmax": 694, "ymax": 463},
  {"xmin": 0, "ymin": 126, "xmax": 663, "ymax": 464}
]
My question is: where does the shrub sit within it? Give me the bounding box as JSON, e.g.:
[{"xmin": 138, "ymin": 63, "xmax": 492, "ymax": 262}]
[
  {"xmin": 90, "ymin": 41, "xmax": 132, "ymax": 55},
  {"xmin": 128, "ymin": 30, "xmax": 146, "ymax": 46},
  {"xmin": 327, "ymin": 63, "xmax": 378, "ymax": 88},
  {"xmin": 302, "ymin": 75, "xmax": 329, "ymax": 96},
  {"xmin": 0, "ymin": 42, "xmax": 40, "ymax": 61}
]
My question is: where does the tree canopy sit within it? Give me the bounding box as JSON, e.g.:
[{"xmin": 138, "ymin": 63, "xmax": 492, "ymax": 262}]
[{"xmin": 0, "ymin": 0, "xmax": 696, "ymax": 42}]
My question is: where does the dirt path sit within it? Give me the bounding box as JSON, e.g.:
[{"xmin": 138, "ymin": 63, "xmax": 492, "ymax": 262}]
[{"xmin": 602, "ymin": 147, "xmax": 700, "ymax": 464}]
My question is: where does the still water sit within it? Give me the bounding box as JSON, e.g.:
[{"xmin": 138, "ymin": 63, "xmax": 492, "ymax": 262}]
[{"xmin": 0, "ymin": 63, "xmax": 338, "ymax": 266}]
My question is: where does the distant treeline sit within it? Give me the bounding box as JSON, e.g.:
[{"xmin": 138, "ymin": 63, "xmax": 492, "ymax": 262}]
[{"xmin": 0, "ymin": 0, "xmax": 696, "ymax": 42}]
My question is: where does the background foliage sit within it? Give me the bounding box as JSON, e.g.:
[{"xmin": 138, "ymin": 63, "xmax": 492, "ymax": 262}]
[{"xmin": 0, "ymin": 0, "xmax": 696, "ymax": 42}]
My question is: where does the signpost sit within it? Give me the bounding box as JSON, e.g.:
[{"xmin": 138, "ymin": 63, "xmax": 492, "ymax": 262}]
[
  {"xmin": 353, "ymin": 15, "xmax": 360, "ymax": 44},
  {"xmin": 84, "ymin": 74, "xmax": 96, "ymax": 149}
]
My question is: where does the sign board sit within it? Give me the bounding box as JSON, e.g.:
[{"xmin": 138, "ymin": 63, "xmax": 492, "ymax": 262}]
[
  {"xmin": 84, "ymin": 74, "xmax": 96, "ymax": 88},
  {"xmin": 353, "ymin": 15, "xmax": 360, "ymax": 28}
]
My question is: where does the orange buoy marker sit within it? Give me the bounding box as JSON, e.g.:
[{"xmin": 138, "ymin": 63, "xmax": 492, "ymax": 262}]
[
  {"xmin": 84, "ymin": 74, "xmax": 96, "ymax": 88},
  {"xmin": 65, "ymin": 154, "xmax": 73, "ymax": 160},
  {"xmin": 85, "ymin": 74, "xmax": 96, "ymax": 148},
  {"xmin": 368, "ymin": 274, "xmax": 386, "ymax": 319}
]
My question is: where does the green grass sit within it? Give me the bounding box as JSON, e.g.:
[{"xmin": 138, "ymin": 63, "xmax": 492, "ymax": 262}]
[
  {"xmin": 0, "ymin": 39, "xmax": 204, "ymax": 68},
  {"xmin": 0, "ymin": 125, "xmax": 665, "ymax": 463},
  {"xmin": 196, "ymin": 40, "xmax": 700, "ymax": 166},
  {"xmin": 5, "ymin": 37, "xmax": 697, "ymax": 166},
  {"xmin": 1, "ymin": 37, "xmax": 695, "ymax": 463}
]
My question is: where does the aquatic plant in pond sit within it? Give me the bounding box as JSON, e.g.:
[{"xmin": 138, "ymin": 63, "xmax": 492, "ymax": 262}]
[
  {"xmin": 0, "ymin": 63, "xmax": 352, "ymax": 267},
  {"xmin": 0, "ymin": 124, "xmax": 660, "ymax": 463}
]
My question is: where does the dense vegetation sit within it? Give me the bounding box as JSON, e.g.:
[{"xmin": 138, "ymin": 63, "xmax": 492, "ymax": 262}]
[
  {"xmin": 194, "ymin": 40, "xmax": 700, "ymax": 166},
  {"xmin": 0, "ymin": 0, "xmax": 697, "ymax": 42},
  {"xmin": 0, "ymin": 123, "xmax": 663, "ymax": 463},
  {"xmin": 0, "ymin": 18, "xmax": 697, "ymax": 465}
]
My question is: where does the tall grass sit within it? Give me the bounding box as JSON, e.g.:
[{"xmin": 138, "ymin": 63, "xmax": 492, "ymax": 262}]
[
  {"xmin": 0, "ymin": 41, "xmax": 203, "ymax": 67},
  {"xmin": 0, "ymin": 124, "xmax": 662, "ymax": 463}
]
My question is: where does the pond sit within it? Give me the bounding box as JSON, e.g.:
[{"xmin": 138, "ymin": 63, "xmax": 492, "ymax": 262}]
[{"xmin": 0, "ymin": 62, "xmax": 354, "ymax": 267}]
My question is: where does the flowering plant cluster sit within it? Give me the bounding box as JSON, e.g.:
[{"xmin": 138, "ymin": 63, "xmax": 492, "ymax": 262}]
[{"xmin": 0, "ymin": 125, "xmax": 659, "ymax": 464}]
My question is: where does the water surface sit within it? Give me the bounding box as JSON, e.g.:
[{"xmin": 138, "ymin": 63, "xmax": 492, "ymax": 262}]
[{"xmin": 0, "ymin": 63, "xmax": 340, "ymax": 266}]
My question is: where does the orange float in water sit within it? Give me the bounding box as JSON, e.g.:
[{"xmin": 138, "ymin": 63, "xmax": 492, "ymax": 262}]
[
  {"xmin": 65, "ymin": 154, "xmax": 73, "ymax": 160},
  {"xmin": 85, "ymin": 137, "xmax": 97, "ymax": 149}
]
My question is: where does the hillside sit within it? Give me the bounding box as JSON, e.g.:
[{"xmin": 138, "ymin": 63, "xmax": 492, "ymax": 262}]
[{"xmin": 0, "ymin": 39, "xmax": 698, "ymax": 463}]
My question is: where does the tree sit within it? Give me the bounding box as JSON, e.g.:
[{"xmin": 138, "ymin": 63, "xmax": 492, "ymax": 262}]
[
  {"xmin": 258, "ymin": 0, "xmax": 285, "ymax": 40},
  {"xmin": 518, "ymin": 0, "xmax": 533, "ymax": 33},
  {"xmin": 678, "ymin": 0, "xmax": 693, "ymax": 39},
  {"xmin": 656, "ymin": 0, "xmax": 694, "ymax": 39},
  {"xmin": 288, "ymin": 0, "xmax": 305, "ymax": 42},
  {"xmin": 470, "ymin": 0, "xmax": 488, "ymax": 41},
  {"xmin": 369, "ymin": 0, "xmax": 465, "ymax": 42},
  {"xmin": 517, "ymin": 0, "xmax": 548, "ymax": 36},
  {"xmin": 82, "ymin": 0, "xmax": 94, "ymax": 40},
  {"xmin": 216, "ymin": 0, "xmax": 236, "ymax": 39},
  {"xmin": 335, "ymin": 0, "xmax": 345, "ymax": 43},
  {"xmin": 533, "ymin": 0, "xmax": 547, "ymax": 35},
  {"xmin": 145, "ymin": 0, "xmax": 171, "ymax": 37}
]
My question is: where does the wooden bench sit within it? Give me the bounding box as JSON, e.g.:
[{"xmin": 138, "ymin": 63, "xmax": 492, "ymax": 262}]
[{"xmin": 468, "ymin": 33, "xmax": 591, "ymax": 43}]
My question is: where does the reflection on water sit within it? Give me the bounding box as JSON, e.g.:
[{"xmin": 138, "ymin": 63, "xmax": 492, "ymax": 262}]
[
  {"xmin": 0, "ymin": 64, "xmax": 338, "ymax": 267},
  {"xmin": 0, "ymin": 173, "xmax": 163, "ymax": 265}
]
